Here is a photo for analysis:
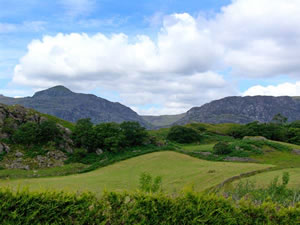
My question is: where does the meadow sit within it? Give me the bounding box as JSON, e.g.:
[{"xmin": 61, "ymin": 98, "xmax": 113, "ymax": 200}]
[{"xmin": 0, "ymin": 151, "xmax": 273, "ymax": 195}]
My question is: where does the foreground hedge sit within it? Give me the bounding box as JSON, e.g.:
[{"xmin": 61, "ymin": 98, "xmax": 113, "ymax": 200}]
[{"xmin": 0, "ymin": 189, "xmax": 299, "ymax": 224}]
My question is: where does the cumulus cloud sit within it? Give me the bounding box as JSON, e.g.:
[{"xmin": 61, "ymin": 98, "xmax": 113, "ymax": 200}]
[
  {"xmin": 210, "ymin": 0, "xmax": 300, "ymax": 77},
  {"xmin": 243, "ymin": 82, "xmax": 300, "ymax": 97},
  {"xmin": 13, "ymin": 13, "xmax": 232, "ymax": 114},
  {"xmin": 12, "ymin": 0, "xmax": 300, "ymax": 114}
]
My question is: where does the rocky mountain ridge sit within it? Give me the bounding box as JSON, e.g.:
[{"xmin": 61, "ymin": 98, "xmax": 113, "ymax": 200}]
[
  {"xmin": 176, "ymin": 96, "xmax": 300, "ymax": 125},
  {"xmin": 0, "ymin": 86, "xmax": 150, "ymax": 127}
]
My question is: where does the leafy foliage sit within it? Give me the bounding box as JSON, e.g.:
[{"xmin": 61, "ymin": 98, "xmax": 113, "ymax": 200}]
[
  {"xmin": 224, "ymin": 172, "xmax": 300, "ymax": 207},
  {"xmin": 139, "ymin": 172, "xmax": 162, "ymax": 193},
  {"xmin": 213, "ymin": 142, "xmax": 232, "ymax": 155},
  {"xmin": 12, "ymin": 120, "xmax": 62, "ymax": 146},
  {"xmin": 72, "ymin": 119, "xmax": 149, "ymax": 153},
  {"xmin": 12, "ymin": 122, "xmax": 39, "ymax": 145},
  {"xmin": 167, "ymin": 125, "xmax": 202, "ymax": 144},
  {"xmin": 0, "ymin": 188, "xmax": 299, "ymax": 224},
  {"xmin": 229, "ymin": 120, "xmax": 300, "ymax": 145},
  {"xmin": 120, "ymin": 121, "xmax": 148, "ymax": 147},
  {"xmin": 72, "ymin": 118, "xmax": 95, "ymax": 152}
]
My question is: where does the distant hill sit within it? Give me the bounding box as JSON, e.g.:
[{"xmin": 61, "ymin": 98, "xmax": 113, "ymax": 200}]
[
  {"xmin": 0, "ymin": 86, "xmax": 150, "ymax": 127},
  {"xmin": 142, "ymin": 113, "xmax": 185, "ymax": 127},
  {"xmin": 176, "ymin": 96, "xmax": 300, "ymax": 125}
]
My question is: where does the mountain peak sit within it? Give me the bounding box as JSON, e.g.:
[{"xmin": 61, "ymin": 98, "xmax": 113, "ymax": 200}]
[{"xmin": 33, "ymin": 85, "xmax": 73, "ymax": 98}]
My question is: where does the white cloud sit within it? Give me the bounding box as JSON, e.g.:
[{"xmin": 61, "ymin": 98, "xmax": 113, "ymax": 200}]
[
  {"xmin": 243, "ymin": 82, "xmax": 300, "ymax": 97},
  {"xmin": 11, "ymin": 0, "xmax": 300, "ymax": 114},
  {"xmin": 12, "ymin": 13, "xmax": 233, "ymax": 114},
  {"xmin": 210, "ymin": 0, "xmax": 300, "ymax": 77}
]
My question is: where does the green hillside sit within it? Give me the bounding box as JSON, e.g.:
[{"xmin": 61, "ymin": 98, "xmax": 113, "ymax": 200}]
[{"xmin": 0, "ymin": 151, "xmax": 272, "ymax": 195}]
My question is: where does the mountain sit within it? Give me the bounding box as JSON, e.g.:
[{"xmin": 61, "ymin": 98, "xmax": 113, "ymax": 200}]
[
  {"xmin": 142, "ymin": 113, "xmax": 186, "ymax": 127},
  {"xmin": 0, "ymin": 86, "xmax": 149, "ymax": 127},
  {"xmin": 176, "ymin": 96, "xmax": 300, "ymax": 125}
]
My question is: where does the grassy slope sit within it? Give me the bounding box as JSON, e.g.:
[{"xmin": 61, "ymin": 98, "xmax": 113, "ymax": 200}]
[
  {"xmin": 235, "ymin": 168, "xmax": 300, "ymax": 189},
  {"xmin": 0, "ymin": 151, "xmax": 272, "ymax": 195},
  {"xmin": 41, "ymin": 113, "xmax": 75, "ymax": 131},
  {"xmin": 179, "ymin": 144, "xmax": 215, "ymax": 152}
]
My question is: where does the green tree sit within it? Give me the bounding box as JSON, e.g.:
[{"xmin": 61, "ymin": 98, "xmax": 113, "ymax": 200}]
[
  {"xmin": 94, "ymin": 122, "xmax": 124, "ymax": 152},
  {"xmin": 271, "ymin": 113, "xmax": 288, "ymax": 124},
  {"xmin": 167, "ymin": 125, "xmax": 201, "ymax": 144},
  {"xmin": 120, "ymin": 121, "xmax": 148, "ymax": 147},
  {"xmin": 72, "ymin": 118, "xmax": 95, "ymax": 152},
  {"xmin": 13, "ymin": 122, "xmax": 39, "ymax": 146},
  {"xmin": 1, "ymin": 118, "xmax": 16, "ymax": 140},
  {"xmin": 38, "ymin": 120, "xmax": 61, "ymax": 144}
]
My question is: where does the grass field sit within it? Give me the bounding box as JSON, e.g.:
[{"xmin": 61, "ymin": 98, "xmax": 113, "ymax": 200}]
[
  {"xmin": 252, "ymin": 151, "xmax": 300, "ymax": 168},
  {"xmin": 234, "ymin": 168, "xmax": 300, "ymax": 189},
  {"xmin": 179, "ymin": 144, "xmax": 215, "ymax": 152},
  {"xmin": 0, "ymin": 151, "xmax": 273, "ymax": 195}
]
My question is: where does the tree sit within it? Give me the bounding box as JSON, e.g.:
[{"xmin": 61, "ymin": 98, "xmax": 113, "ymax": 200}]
[
  {"xmin": 167, "ymin": 125, "xmax": 201, "ymax": 144},
  {"xmin": 72, "ymin": 118, "xmax": 95, "ymax": 152},
  {"xmin": 1, "ymin": 118, "xmax": 16, "ymax": 140},
  {"xmin": 271, "ymin": 113, "xmax": 288, "ymax": 125},
  {"xmin": 38, "ymin": 120, "xmax": 61, "ymax": 144},
  {"xmin": 120, "ymin": 121, "xmax": 148, "ymax": 147},
  {"xmin": 94, "ymin": 122, "xmax": 124, "ymax": 152},
  {"xmin": 13, "ymin": 122, "xmax": 39, "ymax": 146}
]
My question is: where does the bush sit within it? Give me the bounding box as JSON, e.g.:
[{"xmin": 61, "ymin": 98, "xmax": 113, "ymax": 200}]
[
  {"xmin": 213, "ymin": 142, "xmax": 232, "ymax": 155},
  {"xmin": 0, "ymin": 188, "xmax": 299, "ymax": 224},
  {"xmin": 167, "ymin": 125, "xmax": 201, "ymax": 144},
  {"xmin": 139, "ymin": 172, "xmax": 162, "ymax": 193},
  {"xmin": 223, "ymin": 172, "xmax": 300, "ymax": 207}
]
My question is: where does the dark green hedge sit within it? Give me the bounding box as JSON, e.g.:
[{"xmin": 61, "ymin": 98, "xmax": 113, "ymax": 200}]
[{"xmin": 0, "ymin": 189, "xmax": 299, "ymax": 224}]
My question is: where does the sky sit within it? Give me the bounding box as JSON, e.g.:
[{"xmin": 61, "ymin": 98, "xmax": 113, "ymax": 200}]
[{"xmin": 1, "ymin": 0, "xmax": 300, "ymax": 115}]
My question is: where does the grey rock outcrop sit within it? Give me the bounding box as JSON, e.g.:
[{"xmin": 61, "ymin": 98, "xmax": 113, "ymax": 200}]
[{"xmin": 292, "ymin": 149, "xmax": 300, "ymax": 155}]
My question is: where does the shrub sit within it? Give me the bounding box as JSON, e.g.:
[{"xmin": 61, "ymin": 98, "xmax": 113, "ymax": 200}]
[
  {"xmin": 0, "ymin": 189, "xmax": 299, "ymax": 224},
  {"xmin": 213, "ymin": 142, "xmax": 232, "ymax": 155},
  {"xmin": 224, "ymin": 172, "xmax": 300, "ymax": 207},
  {"xmin": 139, "ymin": 172, "xmax": 162, "ymax": 193},
  {"xmin": 167, "ymin": 125, "xmax": 201, "ymax": 144}
]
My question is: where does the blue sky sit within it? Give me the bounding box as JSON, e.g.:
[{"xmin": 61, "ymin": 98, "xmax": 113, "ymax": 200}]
[{"xmin": 1, "ymin": 0, "xmax": 300, "ymax": 115}]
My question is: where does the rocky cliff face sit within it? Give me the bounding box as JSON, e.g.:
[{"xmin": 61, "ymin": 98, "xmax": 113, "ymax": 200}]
[
  {"xmin": 0, "ymin": 86, "xmax": 150, "ymax": 127},
  {"xmin": 176, "ymin": 96, "xmax": 300, "ymax": 125},
  {"xmin": 0, "ymin": 103, "xmax": 73, "ymax": 170}
]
